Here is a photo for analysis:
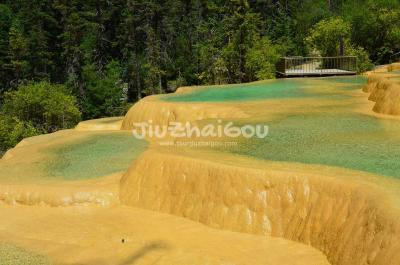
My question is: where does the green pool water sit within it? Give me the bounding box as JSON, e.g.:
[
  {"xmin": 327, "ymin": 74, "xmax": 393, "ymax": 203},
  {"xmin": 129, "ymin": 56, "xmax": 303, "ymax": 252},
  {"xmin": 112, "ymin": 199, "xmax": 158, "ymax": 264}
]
[
  {"xmin": 178, "ymin": 75, "xmax": 400, "ymax": 178},
  {"xmin": 229, "ymin": 112, "xmax": 400, "ymax": 178},
  {"xmin": 47, "ymin": 132, "xmax": 147, "ymax": 180},
  {"xmin": 323, "ymin": 76, "xmax": 367, "ymax": 88},
  {"xmin": 164, "ymin": 76, "xmax": 366, "ymax": 102}
]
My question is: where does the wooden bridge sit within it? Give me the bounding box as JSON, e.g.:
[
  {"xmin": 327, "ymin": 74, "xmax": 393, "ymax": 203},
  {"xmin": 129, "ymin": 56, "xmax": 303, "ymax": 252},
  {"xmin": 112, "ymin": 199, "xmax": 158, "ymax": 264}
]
[{"xmin": 276, "ymin": 56, "xmax": 357, "ymax": 77}]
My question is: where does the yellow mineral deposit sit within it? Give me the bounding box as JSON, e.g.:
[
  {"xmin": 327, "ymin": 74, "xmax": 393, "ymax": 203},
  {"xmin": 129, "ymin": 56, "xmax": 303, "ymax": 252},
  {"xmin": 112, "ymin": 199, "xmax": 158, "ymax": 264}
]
[
  {"xmin": 362, "ymin": 65, "xmax": 400, "ymax": 116},
  {"xmin": 120, "ymin": 148, "xmax": 400, "ymax": 265},
  {"xmin": 121, "ymin": 95, "xmax": 249, "ymax": 130},
  {"xmin": 0, "ymin": 105, "xmax": 330, "ymax": 265},
  {"xmin": 0, "ymin": 204, "xmax": 329, "ymax": 265},
  {"xmin": 1, "ymin": 64, "xmax": 400, "ymax": 265},
  {"xmin": 75, "ymin": 117, "xmax": 124, "ymax": 131}
]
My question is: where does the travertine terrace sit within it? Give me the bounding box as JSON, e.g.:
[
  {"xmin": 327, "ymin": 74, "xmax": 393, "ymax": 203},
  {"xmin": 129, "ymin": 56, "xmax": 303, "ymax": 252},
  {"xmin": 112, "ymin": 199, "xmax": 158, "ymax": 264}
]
[{"xmin": 2, "ymin": 65, "xmax": 400, "ymax": 264}]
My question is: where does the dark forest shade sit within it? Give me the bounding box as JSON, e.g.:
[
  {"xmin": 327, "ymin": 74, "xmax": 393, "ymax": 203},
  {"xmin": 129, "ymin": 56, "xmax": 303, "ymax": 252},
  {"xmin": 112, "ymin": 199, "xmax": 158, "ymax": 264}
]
[{"xmin": 0, "ymin": 0, "xmax": 399, "ymax": 102}]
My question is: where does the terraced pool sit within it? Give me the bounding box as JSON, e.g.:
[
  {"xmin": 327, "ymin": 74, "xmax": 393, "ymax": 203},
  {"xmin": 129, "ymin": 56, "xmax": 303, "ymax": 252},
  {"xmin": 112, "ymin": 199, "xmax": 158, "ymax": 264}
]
[
  {"xmin": 0, "ymin": 131, "xmax": 148, "ymax": 182},
  {"xmin": 47, "ymin": 132, "xmax": 148, "ymax": 180},
  {"xmin": 167, "ymin": 75, "xmax": 400, "ymax": 179},
  {"xmin": 164, "ymin": 76, "xmax": 366, "ymax": 102},
  {"xmin": 232, "ymin": 112, "xmax": 400, "ymax": 178}
]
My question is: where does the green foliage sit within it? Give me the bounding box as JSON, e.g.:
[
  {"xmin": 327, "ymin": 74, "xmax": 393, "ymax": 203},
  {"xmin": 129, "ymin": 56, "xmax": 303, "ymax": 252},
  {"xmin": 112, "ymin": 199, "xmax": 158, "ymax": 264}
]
[
  {"xmin": 218, "ymin": 8, "xmax": 261, "ymax": 83},
  {"xmin": 306, "ymin": 17, "xmax": 351, "ymax": 56},
  {"xmin": 81, "ymin": 60, "xmax": 127, "ymax": 119},
  {"xmin": 246, "ymin": 37, "xmax": 283, "ymax": 80},
  {"xmin": 2, "ymin": 82, "xmax": 81, "ymax": 132},
  {"xmin": 167, "ymin": 76, "xmax": 186, "ymax": 92},
  {"xmin": 266, "ymin": 4, "xmax": 297, "ymax": 55},
  {"xmin": 0, "ymin": 5, "xmax": 11, "ymax": 43},
  {"xmin": 0, "ymin": 81, "xmax": 81, "ymax": 152},
  {"xmin": 347, "ymin": 46, "xmax": 374, "ymax": 73},
  {"xmin": 0, "ymin": 0, "xmax": 399, "ymax": 115},
  {"xmin": 286, "ymin": 0, "xmax": 331, "ymax": 56},
  {"xmin": 0, "ymin": 115, "xmax": 40, "ymax": 153},
  {"xmin": 195, "ymin": 3, "xmax": 257, "ymax": 83},
  {"xmin": 8, "ymin": 18, "xmax": 29, "ymax": 83},
  {"xmin": 343, "ymin": 0, "xmax": 400, "ymax": 63},
  {"xmin": 0, "ymin": 4, "xmax": 12, "ymax": 90}
]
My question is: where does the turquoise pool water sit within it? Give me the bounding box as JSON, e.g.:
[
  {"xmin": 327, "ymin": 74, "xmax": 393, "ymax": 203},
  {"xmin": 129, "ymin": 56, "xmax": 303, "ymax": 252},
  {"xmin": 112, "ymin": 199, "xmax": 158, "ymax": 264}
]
[
  {"xmin": 179, "ymin": 75, "xmax": 400, "ymax": 178},
  {"xmin": 164, "ymin": 76, "xmax": 366, "ymax": 102},
  {"xmin": 230, "ymin": 112, "xmax": 400, "ymax": 178},
  {"xmin": 47, "ymin": 132, "xmax": 147, "ymax": 180}
]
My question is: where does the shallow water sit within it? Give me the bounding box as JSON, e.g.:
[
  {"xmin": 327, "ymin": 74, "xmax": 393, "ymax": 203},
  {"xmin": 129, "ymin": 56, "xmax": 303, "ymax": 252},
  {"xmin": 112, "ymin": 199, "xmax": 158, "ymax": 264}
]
[
  {"xmin": 0, "ymin": 130, "xmax": 147, "ymax": 182},
  {"xmin": 233, "ymin": 112, "xmax": 400, "ymax": 178},
  {"xmin": 164, "ymin": 76, "xmax": 366, "ymax": 102},
  {"xmin": 47, "ymin": 132, "xmax": 147, "ymax": 180},
  {"xmin": 172, "ymin": 75, "xmax": 400, "ymax": 178}
]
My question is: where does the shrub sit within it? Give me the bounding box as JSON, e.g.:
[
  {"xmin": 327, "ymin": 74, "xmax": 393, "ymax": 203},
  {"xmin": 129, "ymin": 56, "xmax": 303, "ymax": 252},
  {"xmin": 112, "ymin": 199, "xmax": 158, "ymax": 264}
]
[
  {"xmin": 245, "ymin": 37, "xmax": 283, "ymax": 80},
  {"xmin": 0, "ymin": 115, "xmax": 40, "ymax": 153},
  {"xmin": 0, "ymin": 81, "xmax": 81, "ymax": 153},
  {"xmin": 2, "ymin": 81, "xmax": 81, "ymax": 132},
  {"xmin": 347, "ymin": 46, "xmax": 374, "ymax": 73},
  {"xmin": 306, "ymin": 17, "xmax": 351, "ymax": 56}
]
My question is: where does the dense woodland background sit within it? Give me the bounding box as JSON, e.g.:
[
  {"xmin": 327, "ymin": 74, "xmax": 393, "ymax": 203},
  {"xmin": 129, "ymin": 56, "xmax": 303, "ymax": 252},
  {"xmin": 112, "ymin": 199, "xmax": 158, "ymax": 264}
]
[{"xmin": 0, "ymin": 0, "xmax": 400, "ymax": 153}]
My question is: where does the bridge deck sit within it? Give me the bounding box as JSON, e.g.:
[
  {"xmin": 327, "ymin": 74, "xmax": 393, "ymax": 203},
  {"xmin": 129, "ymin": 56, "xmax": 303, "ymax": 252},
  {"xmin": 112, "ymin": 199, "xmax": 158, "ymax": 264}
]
[
  {"xmin": 276, "ymin": 56, "xmax": 357, "ymax": 78},
  {"xmin": 278, "ymin": 69, "xmax": 356, "ymax": 77}
]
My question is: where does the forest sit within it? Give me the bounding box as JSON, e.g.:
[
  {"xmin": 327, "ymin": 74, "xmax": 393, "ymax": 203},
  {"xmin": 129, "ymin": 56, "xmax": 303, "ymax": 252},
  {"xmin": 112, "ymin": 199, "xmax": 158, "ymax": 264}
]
[{"xmin": 0, "ymin": 0, "xmax": 400, "ymax": 153}]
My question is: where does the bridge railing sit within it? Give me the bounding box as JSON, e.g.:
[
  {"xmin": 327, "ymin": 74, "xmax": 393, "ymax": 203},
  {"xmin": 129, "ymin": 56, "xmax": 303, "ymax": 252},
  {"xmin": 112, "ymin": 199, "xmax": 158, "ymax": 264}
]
[{"xmin": 276, "ymin": 56, "xmax": 357, "ymax": 76}]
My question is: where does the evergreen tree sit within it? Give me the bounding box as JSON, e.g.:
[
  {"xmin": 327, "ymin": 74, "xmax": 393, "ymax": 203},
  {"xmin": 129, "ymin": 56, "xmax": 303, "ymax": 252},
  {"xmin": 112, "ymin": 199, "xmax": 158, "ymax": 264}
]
[{"xmin": 0, "ymin": 0, "xmax": 399, "ymax": 105}]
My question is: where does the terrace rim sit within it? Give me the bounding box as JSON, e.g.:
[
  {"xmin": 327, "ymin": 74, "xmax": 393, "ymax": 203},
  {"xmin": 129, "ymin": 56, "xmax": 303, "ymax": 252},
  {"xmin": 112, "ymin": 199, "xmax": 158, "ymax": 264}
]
[{"xmin": 276, "ymin": 56, "xmax": 357, "ymax": 77}]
